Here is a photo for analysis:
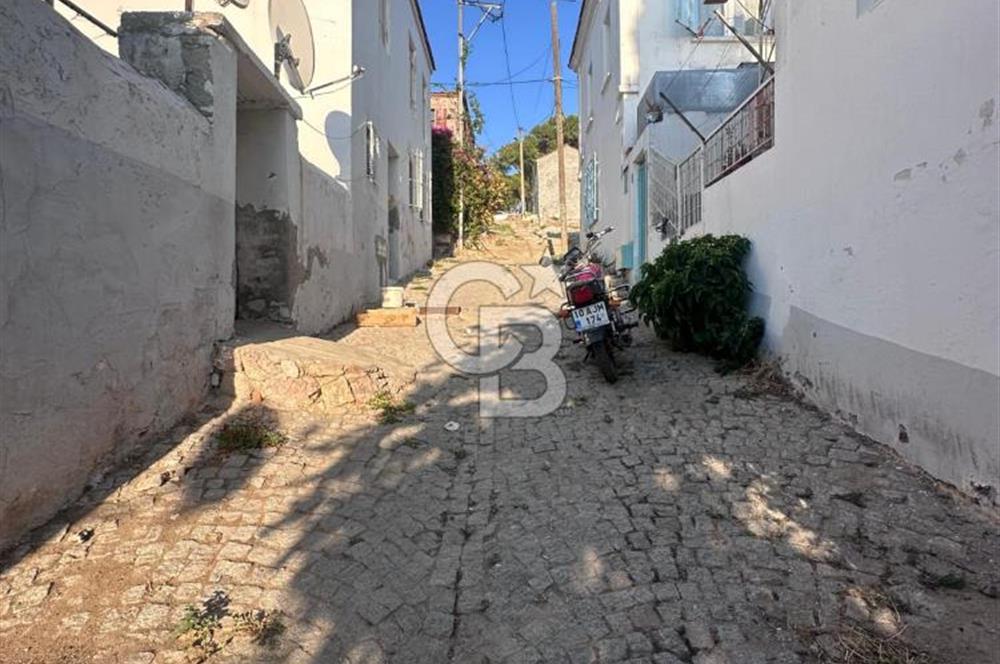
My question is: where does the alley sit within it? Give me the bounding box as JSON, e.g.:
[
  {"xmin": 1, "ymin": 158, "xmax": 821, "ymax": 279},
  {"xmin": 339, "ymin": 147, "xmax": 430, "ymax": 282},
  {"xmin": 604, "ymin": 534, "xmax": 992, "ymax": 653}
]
[{"xmin": 1, "ymin": 221, "xmax": 997, "ymax": 664}]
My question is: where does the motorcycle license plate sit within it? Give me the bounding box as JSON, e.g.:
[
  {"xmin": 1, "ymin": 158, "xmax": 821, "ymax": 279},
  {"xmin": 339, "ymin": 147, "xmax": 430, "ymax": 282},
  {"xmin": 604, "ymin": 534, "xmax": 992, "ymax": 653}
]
[{"xmin": 572, "ymin": 302, "xmax": 610, "ymax": 331}]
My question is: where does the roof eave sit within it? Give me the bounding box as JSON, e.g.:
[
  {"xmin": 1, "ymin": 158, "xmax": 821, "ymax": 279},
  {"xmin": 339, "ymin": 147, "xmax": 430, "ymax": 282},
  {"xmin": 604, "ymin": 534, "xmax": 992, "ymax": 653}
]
[
  {"xmin": 410, "ymin": 0, "xmax": 436, "ymax": 71},
  {"xmin": 568, "ymin": 0, "xmax": 598, "ymax": 71}
]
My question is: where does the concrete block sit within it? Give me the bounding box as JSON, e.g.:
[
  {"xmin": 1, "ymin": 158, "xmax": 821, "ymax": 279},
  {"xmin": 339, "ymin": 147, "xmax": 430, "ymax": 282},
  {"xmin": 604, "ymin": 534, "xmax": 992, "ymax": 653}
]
[{"xmin": 356, "ymin": 308, "xmax": 419, "ymax": 327}]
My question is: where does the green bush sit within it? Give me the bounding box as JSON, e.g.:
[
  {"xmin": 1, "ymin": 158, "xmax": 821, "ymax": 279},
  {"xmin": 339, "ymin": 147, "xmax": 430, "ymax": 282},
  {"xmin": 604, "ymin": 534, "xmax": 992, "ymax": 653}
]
[{"xmin": 630, "ymin": 234, "xmax": 764, "ymax": 369}]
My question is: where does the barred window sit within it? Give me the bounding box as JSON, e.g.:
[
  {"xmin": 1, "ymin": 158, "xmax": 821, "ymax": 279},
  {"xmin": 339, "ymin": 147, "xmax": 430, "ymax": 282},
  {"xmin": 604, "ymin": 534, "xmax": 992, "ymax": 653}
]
[
  {"xmin": 365, "ymin": 121, "xmax": 379, "ymax": 182},
  {"xmin": 409, "ymin": 149, "xmax": 425, "ymax": 221}
]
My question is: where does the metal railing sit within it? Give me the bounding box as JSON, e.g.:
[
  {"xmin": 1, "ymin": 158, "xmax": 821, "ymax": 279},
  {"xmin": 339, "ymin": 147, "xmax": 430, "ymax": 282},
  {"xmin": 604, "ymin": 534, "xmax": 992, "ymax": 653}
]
[
  {"xmin": 677, "ymin": 148, "xmax": 703, "ymax": 233},
  {"xmin": 645, "ymin": 77, "xmax": 775, "ymax": 237},
  {"xmin": 45, "ymin": 0, "xmax": 118, "ymax": 37},
  {"xmin": 703, "ymin": 76, "xmax": 774, "ymax": 186},
  {"xmin": 648, "ymin": 148, "xmax": 679, "ymax": 240}
]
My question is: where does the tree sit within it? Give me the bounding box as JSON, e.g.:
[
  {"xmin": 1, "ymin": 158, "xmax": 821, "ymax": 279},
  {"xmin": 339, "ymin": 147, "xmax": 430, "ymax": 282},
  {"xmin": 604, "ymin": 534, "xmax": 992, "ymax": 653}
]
[
  {"xmin": 492, "ymin": 114, "xmax": 579, "ymax": 210},
  {"xmin": 432, "ymin": 126, "xmax": 507, "ymax": 244}
]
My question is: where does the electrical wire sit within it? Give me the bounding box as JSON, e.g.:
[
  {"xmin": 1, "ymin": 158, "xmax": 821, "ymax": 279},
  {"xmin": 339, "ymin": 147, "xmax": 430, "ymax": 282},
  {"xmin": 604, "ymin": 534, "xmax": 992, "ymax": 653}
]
[
  {"xmin": 298, "ymin": 118, "xmax": 367, "ymax": 142},
  {"xmin": 499, "ymin": 11, "xmax": 522, "ymax": 132},
  {"xmin": 661, "ymin": 17, "xmax": 714, "ymax": 99}
]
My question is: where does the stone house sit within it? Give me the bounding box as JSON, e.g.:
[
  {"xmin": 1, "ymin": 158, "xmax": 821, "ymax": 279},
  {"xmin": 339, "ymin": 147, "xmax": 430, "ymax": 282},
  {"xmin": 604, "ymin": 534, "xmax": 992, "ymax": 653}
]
[
  {"xmin": 534, "ymin": 146, "xmax": 580, "ymax": 227},
  {"xmin": 430, "ymin": 90, "xmax": 474, "ymax": 145}
]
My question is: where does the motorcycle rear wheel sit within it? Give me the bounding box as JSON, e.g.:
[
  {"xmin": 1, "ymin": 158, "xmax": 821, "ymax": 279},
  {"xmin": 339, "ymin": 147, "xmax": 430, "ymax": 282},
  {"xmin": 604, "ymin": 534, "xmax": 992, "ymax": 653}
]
[{"xmin": 592, "ymin": 341, "xmax": 618, "ymax": 384}]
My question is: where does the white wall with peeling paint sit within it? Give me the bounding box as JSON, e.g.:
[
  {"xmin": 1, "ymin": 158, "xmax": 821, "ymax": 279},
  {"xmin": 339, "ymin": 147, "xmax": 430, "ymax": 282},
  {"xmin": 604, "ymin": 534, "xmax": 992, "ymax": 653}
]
[
  {"xmin": 694, "ymin": 0, "xmax": 1000, "ymax": 500},
  {"xmin": 0, "ymin": 0, "xmax": 238, "ymax": 549},
  {"xmin": 57, "ymin": 0, "xmax": 433, "ymax": 328}
]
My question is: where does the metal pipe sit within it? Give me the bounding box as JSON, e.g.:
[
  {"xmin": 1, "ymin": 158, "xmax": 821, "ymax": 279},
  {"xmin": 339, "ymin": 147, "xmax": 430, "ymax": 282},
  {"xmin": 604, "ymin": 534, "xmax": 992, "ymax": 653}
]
[{"xmin": 55, "ymin": 0, "xmax": 118, "ymax": 37}]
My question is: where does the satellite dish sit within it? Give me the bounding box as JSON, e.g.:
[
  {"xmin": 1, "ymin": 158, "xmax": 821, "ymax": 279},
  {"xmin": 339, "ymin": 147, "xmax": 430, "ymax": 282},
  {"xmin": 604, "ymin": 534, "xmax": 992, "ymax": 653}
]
[{"xmin": 269, "ymin": 0, "xmax": 315, "ymax": 92}]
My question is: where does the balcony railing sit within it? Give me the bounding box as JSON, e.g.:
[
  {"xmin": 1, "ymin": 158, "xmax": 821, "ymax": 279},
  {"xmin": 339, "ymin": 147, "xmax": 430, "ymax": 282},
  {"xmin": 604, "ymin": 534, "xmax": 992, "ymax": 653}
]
[
  {"xmin": 703, "ymin": 76, "xmax": 774, "ymax": 186},
  {"xmin": 649, "ymin": 77, "xmax": 775, "ymax": 238},
  {"xmin": 677, "ymin": 149, "xmax": 703, "ymax": 236}
]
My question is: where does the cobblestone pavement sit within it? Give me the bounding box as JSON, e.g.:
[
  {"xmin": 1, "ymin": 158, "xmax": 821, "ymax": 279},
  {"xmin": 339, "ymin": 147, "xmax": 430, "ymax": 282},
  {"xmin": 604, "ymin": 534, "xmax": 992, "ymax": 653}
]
[{"xmin": 1, "ymin": 223, "xmax": 998, "ymax": 664}]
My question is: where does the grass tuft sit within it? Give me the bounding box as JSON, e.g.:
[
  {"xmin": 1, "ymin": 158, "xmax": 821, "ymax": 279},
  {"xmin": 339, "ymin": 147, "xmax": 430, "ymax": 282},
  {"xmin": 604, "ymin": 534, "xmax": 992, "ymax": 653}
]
[
  {"xmin": 369, "ymin": 390, "xmax": 415, "ymax": 424},
  {"xmin": 216, "ymin": 422, "xmax": 287, "ymax": 454}
]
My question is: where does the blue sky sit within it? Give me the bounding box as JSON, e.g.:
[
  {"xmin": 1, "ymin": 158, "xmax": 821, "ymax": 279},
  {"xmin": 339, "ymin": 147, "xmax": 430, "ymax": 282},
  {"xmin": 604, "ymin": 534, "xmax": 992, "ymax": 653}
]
[{"xmin": 421, "ymin": 0, "xmax": 580, "ymax": 153}]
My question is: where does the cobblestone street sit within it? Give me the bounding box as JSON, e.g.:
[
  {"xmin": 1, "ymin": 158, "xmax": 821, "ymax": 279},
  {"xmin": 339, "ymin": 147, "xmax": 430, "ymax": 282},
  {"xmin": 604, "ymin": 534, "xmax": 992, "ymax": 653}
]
[{"xmin": 1, "ymin": 225, "xmax": 997, "ymax": 664}]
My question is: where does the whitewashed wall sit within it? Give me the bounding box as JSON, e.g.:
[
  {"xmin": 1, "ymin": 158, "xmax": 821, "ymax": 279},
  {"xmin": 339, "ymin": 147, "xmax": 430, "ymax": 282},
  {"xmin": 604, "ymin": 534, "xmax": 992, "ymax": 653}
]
[
  {"xmin": 0, "ymin": 0, "xmax": 237, "ymax": 549},
  {"xmin": 352, "ymin": 0, "xmax": 434, "ymax": 291},
  {"xmin": 55, "ymin": 0, "xmax": 433, "ymax": 327},
  {"xmin": 698, "ymin": 0, "xmax": 1000, "ymax": 500}
]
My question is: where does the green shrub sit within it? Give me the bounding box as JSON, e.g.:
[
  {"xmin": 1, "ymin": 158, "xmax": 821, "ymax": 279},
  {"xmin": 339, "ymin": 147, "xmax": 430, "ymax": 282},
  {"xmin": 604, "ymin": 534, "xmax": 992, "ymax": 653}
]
[{"xmin": 630, "ymin": 234, "xmax": 764, "ymax": 369}]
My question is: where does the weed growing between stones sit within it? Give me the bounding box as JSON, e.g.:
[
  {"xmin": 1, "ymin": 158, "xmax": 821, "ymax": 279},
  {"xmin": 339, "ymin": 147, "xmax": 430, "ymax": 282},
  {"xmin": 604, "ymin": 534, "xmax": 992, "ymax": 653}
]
[
  {"xmin": 369, "ymin": 389, "xmax": 416, "ymax": 424},
  {"xmin": 215, "ymin": 422, "xmax": 287, "ymax": 454},
  {"xmin": 233, "ymin": 609, "xmax": 286, "ymax": 647}
]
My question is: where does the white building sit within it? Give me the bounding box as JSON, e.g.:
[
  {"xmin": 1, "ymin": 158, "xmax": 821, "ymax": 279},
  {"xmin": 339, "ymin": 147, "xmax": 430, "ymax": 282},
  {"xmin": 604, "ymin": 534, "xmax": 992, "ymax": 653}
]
[
  {"xmin": 0, "ymin": 0, "xmax": 434, "ymax": 549},
  {"xmin": 569, "ymin": 0, "xmax": 770, "ymax": 270},
  {"xmin": 630, "ymin": 0, "xmax": 1000, "ymax": 500},
  {"xmin": 58, "ymin": 0, "xmax": 436, "ymax": 329}
]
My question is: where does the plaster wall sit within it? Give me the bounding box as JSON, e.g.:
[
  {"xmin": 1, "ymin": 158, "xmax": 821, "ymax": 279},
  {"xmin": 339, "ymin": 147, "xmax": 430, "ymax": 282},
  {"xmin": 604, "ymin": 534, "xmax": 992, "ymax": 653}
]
[
  {"xmin": 697, "ymin": 0, "xmax": 1000, "ymax": 499},
  {"xmin": 0, "ymin": 0, "xmax": 237, "ymax": 549},
  {"xmin": 58, "ymin": 0, "xmax": 431, "ymax": 333},
  {"xmin": 352, "ymin": 0, "xmax": 434, "ymax": 291}
]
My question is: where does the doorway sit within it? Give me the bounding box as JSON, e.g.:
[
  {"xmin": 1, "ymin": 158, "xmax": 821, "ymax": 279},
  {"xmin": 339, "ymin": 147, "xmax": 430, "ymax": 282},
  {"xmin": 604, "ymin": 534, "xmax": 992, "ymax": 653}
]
[
  {"xmin": 634, "ymin": 159, "xmax": 648, "ymax": 269},
  {"xmin": 387, "ymin": 143, "xmax": 401, "ymax": 283}
]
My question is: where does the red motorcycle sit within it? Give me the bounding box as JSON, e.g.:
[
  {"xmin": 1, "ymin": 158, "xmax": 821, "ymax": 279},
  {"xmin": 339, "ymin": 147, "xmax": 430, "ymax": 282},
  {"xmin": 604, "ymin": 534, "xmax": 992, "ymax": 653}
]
[{"xmin": 551, "ymin": 227, "xmax": 637, "ymax": 383}]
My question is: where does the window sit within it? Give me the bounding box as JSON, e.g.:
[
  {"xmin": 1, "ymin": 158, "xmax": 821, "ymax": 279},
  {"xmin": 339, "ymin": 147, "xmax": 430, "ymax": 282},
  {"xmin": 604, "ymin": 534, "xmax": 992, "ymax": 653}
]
[
  {"xmin": 676, "ymin": 0, "xmax": 771, "ymax": 37},
  {"xmin": 409, "ymin": 37, "xmax": 417, "ymax": 109},
  {"xmin": 676, "ymin": 0, "xmax": 700, "ymax": 33},
  {"xmin": 379, "ymin": 0, "xmax": 390, "ymax": 48},
  {"xmin": 583, "ymin": 155, "xmax": 600, "ymax": 227},
  {"xmin": 365, "ymin": 121, "xmax": 379, "ymax": 182},
  {"xmin": 409, "ymin": 149, "xmax": 425, "ymax": 221},
  {"xmin": 421, "ymin": 75, "xmax": 428, "ymax": 126}
]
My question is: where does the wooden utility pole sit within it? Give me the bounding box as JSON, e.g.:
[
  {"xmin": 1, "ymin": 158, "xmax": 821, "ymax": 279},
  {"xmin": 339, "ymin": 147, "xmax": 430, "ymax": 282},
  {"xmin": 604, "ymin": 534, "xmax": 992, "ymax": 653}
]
[
  {"xmin": 549, "ymin": 0, "xmax": 568, "ymax": 250},
  {"xmin": 518, "ymin": 129, "xmax": 526, "ymax": 216},
  {"xmin": 456, "ymin": 0, "xmax": 465, "ymax": 250}
]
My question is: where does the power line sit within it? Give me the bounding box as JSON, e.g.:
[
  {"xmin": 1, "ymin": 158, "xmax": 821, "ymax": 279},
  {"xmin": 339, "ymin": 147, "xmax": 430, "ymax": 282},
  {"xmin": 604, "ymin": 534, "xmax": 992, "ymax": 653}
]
[
  {"xmin": 661, "ymin": 17, "xmax": 714, "ymax": 99},
  {"xmin": 499, "ymin": 11, "xmax": 522, "ymax": 131}
]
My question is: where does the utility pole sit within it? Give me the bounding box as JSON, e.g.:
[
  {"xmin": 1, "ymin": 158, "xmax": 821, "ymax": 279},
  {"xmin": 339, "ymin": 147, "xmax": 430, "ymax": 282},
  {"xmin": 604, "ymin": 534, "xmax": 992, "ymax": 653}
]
[
  {"xmin": 456, "ymin": 0, "xmax": 465, "ymax": 250},
  {"xmin": 455, "ymin": 1, "xmax": 501, "ymax": 249},
  {"xmin": 549, "ymin": 0, "xmax": 568, "ymax": 250},
  {"xmin": 518, "ymin": 128, "xmax": 526, "ymax": 216}
]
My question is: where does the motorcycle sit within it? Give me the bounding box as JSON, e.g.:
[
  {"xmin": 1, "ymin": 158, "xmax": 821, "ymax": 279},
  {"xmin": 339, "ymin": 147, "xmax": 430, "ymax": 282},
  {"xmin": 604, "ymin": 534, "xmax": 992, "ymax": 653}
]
[{"xmin": 544, "ymin": 227, "xmax": 638, "ymax": 383}]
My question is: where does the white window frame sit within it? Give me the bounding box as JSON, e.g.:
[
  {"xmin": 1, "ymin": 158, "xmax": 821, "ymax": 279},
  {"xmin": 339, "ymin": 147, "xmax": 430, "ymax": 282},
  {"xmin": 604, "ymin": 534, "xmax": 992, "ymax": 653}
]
[
  {"xmin": 365, "ymin": 121, "xmax": 379, "ymax": 182},
  {"xmin": 409, "ymin": 148, "xmax": 425, "ymax": 221}
]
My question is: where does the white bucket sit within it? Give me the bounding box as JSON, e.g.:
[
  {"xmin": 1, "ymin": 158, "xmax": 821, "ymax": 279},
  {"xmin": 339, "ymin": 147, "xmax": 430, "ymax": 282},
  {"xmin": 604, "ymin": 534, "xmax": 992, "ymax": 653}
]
[{"xmin": 381, "ymin": 286, "xmax": 405, "ymax": 309}]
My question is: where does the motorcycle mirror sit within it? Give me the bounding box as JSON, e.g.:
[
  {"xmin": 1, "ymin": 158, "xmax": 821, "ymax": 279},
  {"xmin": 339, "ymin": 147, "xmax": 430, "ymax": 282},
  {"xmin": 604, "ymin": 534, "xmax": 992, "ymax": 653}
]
[{"xmin": 539, "ymin": 255, "xmax": 553, "ymax": 268}]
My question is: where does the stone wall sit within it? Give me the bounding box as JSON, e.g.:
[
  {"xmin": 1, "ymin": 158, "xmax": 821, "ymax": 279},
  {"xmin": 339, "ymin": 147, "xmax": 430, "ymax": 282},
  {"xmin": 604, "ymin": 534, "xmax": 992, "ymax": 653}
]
[
  {"xmin": 0, "ymin": 1, "xmax": 237, "ymax": 550},
  {"xmin": 537, "ymin": 146, "xmax": 581, "ymax": 225}
]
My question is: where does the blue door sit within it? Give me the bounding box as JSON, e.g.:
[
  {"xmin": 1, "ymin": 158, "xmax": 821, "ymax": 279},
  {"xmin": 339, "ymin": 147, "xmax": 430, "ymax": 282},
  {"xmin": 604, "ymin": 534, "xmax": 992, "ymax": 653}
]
[{"xmin": 634, "ymin": 161, "xmax": 648, "ymax": 268}]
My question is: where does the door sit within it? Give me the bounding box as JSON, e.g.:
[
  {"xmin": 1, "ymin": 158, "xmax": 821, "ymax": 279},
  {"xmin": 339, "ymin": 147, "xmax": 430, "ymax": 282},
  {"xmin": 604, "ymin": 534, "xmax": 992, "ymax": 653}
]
[
  {"xmin": 634, "ymin": 160, "xmax": 648, "ymax": 269},
  {"xmin": 387, "ymin": 144, "xmax": 401, "ymax": 283}
]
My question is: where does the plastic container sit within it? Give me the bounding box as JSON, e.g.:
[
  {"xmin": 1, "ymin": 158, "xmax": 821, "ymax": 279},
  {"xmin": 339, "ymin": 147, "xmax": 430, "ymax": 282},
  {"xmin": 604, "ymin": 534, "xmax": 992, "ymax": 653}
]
[{"xmin": 381, "ymin": 286, "xmax": 405, "ymax": 309}]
